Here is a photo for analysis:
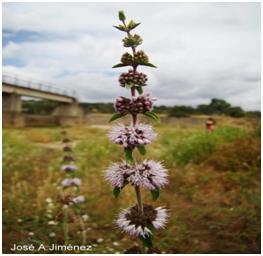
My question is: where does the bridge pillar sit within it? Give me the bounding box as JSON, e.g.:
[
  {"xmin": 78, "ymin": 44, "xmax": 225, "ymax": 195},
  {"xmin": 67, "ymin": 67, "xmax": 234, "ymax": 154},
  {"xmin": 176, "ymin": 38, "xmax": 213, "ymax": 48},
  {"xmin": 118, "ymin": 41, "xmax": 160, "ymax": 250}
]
[
  {"xmin": 2, "ymin": 93, "xmax": 25, "ymax": 127},
  {"xmin": 52, "ymin": 102, "xmax": 84, "ymax": 126},
  {"xmin": 3, "ymin": 93, "xmax": 22, "ymax": 112}
]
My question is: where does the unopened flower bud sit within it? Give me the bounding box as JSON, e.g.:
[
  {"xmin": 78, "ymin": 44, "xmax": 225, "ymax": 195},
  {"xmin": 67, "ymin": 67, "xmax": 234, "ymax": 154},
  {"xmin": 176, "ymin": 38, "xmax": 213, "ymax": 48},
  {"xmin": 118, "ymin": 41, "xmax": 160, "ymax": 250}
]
[
  {"xmin": 62, "ymin": 138, "xmax": 70, "ymax": 143},
  {"xmin": 114, "ymin": 96, "xmax": 132, "ymax": 114},
  {"xmin": 134, "ymin": 50, "xmax": 149, "ymax": 65},
  {"xmin": 119, "ymin": 69, "xmax": 147, "ymax": 87},
  {"xmin": 132, "ymin": 94, "xmax": 156, "ymax": 113},
  {"xmin": 114, "ymin": 94, "xmax": 156, "ymax": 114},
  {"xmin": 122, "ymin": 34, "xmax": 142, "ymax": 48},
  {"xmin": 121, "ymin": 52, "xmax": 133, "ymax": 65},
  {"xmin": 63, "ymin": 155, "xmax": 74, "ymax": 162},
  {"xmin": 118, "ymin": 10, "xmax": 126, "ymax": 22},
  {"xmin": 63, "ymin": 146, "xmax": 72, "ymax": 152}
]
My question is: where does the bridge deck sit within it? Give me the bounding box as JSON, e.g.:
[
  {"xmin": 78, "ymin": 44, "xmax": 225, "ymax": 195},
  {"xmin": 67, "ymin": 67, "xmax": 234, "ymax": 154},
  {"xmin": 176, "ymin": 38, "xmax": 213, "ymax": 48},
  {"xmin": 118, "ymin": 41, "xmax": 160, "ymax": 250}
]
[{"xmin": 2, "ymin": 82, "xmax": 76, "ymax": 103}]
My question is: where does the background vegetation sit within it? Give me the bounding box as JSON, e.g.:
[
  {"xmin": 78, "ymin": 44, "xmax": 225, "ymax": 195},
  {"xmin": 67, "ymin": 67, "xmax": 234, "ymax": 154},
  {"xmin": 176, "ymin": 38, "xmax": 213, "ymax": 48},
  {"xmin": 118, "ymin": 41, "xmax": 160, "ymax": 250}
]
[
  {"xmin": 22, "ymin": 98, "xmax": 260, "ymax": 118},
  {"xmin": 2, "ymin": 116, "xmax": 260, "ymax": 253}
]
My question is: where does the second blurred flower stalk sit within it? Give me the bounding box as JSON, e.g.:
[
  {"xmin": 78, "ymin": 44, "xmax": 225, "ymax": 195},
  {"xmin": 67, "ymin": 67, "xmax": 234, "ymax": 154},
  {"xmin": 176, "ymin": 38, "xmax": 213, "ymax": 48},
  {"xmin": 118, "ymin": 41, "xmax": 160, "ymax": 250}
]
[{"xmin": 59, "ymin": 130, "xmax": 88, "ymax": 244}]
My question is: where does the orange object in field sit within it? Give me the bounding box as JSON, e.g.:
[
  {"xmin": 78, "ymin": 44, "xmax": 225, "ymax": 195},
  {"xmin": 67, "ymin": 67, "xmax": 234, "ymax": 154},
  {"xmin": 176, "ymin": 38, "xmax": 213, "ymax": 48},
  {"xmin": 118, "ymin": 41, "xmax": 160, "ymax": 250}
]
[{"xmin": 206, "ymin": 118, "xmax": 216, "ymax": 132}]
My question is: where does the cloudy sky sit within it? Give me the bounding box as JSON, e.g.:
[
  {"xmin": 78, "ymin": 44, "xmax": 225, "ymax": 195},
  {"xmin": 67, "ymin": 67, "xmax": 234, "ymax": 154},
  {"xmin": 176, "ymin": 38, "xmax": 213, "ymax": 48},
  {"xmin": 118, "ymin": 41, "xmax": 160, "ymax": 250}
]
[{"xmin": 2, "ymin": 2, "xmax": 261, "ymax": 110}]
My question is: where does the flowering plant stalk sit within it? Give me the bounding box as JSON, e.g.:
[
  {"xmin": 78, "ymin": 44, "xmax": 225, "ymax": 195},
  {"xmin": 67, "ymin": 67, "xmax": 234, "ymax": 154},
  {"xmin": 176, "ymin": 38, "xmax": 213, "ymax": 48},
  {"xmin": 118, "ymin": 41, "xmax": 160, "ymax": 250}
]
[
  {"xmin": 105, "ymin": 11, "xmax": 169, "ymax": 251},
  {"xmin": 60, "ymin": 130, "xmax": 87, "ymax": 244}
]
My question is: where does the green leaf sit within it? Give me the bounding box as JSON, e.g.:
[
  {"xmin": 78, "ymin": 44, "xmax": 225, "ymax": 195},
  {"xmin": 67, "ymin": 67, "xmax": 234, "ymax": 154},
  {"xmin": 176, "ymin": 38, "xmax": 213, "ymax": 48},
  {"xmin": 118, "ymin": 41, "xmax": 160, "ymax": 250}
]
[
  {"xmin": 113, "ymin": 25, "xmax": 126, "ymax": 32},
  {"xmin": 113, "ymin": 187, "xmax": 121, "ymax": 198},
  {"xmin": 118, "ymin": 10, "xmax": 126, "ymax": 21},
  {"xmin": 75, "ymin": 186, "xmax": 80, "ymax": 193},
  {"xmin": 113, "ymin": 182, "xmax": 129, "ymax": 198},
  {"xmin": 72, "ymin": 203, "xmax": 81, "ymax": 213},
  {"xmin": 137, "ymin": 145, "xmax": 146, "ymax": 155},
  {"xmin": 151, "ymin": 189, "xmax": 159, "ymax": 201},
  {"xmin": 139, "ymin": 234, "xmax": 153, "ymax": 248},
  {"xmin": 127, "ymin": 20, "xmax": 141, "ymax": 30},
  {"xmin": 70, "ymin": 172, "xmax": 76, "ymax": 178},
  {"xmin": 140, "ymin": 63, "xmax": 157, "ymax": 68},
  {"xmin": 112, "ymin": 63, "xmax": 129, "ymax": 68},
  {"xmin": 151, "ymin": 111, "xmax": 160, "ymax": 120},
  {"xmin": 135, "ymin": 86, "xmax": 143, "ymax": 95},
  {"xmin": 144, "ymin": 111, "xmax": 160, "ymax": 123},
  {"xmin": 124, "ymin": 147, "xmax": 134, "ymax": 164},
  {"xmin": 109, "ymin": 113, "xmax": 126, "ymax": 122}
]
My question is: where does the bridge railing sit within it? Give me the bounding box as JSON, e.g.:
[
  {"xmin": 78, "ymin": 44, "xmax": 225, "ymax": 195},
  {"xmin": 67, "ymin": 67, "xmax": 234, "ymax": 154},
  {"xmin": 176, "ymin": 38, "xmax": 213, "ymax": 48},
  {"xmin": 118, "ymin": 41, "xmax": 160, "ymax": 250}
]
[{"xmin": 2, "ymin": 73, "xmax": 76, "ymax": 98}]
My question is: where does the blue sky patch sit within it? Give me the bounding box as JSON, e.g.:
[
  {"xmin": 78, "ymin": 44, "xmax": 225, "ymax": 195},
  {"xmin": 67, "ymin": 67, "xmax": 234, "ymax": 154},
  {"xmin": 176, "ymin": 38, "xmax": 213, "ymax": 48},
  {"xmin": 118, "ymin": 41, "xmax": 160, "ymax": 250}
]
[{"xmin": 3, "ymin": 29, "xmax": 43, "ymax": 46}]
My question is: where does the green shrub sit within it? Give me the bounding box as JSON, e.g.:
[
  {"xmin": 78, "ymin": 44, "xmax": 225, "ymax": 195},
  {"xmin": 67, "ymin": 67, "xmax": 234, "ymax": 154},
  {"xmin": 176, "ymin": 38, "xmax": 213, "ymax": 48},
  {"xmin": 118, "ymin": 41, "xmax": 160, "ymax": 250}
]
[{"xmin": 161, "ymin": 126, "xmax": 247, "ymax": 167}]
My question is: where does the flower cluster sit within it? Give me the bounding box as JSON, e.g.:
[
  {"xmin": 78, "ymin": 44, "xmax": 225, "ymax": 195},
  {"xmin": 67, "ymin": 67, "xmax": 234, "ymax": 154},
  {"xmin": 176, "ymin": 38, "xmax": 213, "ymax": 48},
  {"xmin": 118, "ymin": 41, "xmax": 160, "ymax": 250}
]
[
  {"xmin": 60, "ymin": 131, "xmax": 85, "ymax": 204},
  {"xmin": 119, "ymin": 69, "xmax": 147, "ymax": 87},
  {"xmin": 61, "ymin": 164, "xmax": 77, "ymax": 172},
  {"xmin": 60, "ymin": 194, "xmax": 85, "ymax": 205},
  {"xmin": 123, "ymin": 34, "xmax": 142, "ymax": 47},
  {"xmin": 114, "ymin": 96, "xmax": 131, "ymax": 114},
  {"xmin": 120, "ymin": 50, "xmax": 149, "ymax": 66},
  {"xmin": 58, "ymin": 131, "xmax": 89, "ymax": 243},
  {"xmin": 134, "ymin": 50, "xmax": 149, "ymax": 65},
  {"xmin": 63, "ymin": 155, "xmax": 74, "ymax": 162},
  {"xmin": 61, "ymin": 178, "xmax": 81, "ymax": 187},
  {"xmin": 121, "ymin": 52, "xmax": 133, "ymax": 65},
  {"xmin": 116, "ymin": 205, "xmax": 168, "ymax": 237},
  {"xmin": 72, "ymin": 195, "xmax": 85, "ymax": 204},
  {"xmin": 105, "ymin": 160, "xmax": 168, "ymax": 190},
  {"xmin": 109, "ymin": 124, "xmax": 156, "ymax": 148},
  {"xmin": 106, "ymin": 11, "xmax": 169, "ymax": 250},
  {"xmin": 114, "ymin": 94, "xmax": 156, "ymax": 114}
]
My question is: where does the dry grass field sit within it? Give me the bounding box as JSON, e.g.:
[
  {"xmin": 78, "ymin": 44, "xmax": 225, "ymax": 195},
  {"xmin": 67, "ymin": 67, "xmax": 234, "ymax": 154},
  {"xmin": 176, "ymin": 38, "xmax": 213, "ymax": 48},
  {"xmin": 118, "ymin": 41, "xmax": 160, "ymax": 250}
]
[{"xmin": 2, "ymin": 116, "xmax": 260, "ymax": 253}]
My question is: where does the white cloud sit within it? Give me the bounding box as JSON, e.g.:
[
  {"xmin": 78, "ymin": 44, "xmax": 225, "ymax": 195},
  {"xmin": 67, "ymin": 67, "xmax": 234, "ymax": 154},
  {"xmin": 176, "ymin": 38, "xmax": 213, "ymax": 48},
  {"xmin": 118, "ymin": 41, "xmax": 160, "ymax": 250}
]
[{"xmin": 2, "ymin": 2, "xmax": 261, "ymax": 110}]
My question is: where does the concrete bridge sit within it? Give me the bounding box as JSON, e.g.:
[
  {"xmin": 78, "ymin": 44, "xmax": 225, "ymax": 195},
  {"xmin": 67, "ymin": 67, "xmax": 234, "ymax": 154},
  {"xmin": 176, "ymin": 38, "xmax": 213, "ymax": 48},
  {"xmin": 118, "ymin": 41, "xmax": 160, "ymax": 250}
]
[{"xmin": 2, "ymin": 74, "xmax": 84, "ymax": 127}]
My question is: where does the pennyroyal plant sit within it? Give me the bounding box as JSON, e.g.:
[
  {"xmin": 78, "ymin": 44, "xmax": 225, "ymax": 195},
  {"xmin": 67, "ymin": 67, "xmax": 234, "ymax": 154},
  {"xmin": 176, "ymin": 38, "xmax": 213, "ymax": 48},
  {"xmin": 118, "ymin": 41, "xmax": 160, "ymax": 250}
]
[
  {"xmin": 105, "ymin": 11, "xmax": 169, "ymax": 251},
  {"xmin": 59, "ymin": 130, "xmax": 87, "ymax": 244}
]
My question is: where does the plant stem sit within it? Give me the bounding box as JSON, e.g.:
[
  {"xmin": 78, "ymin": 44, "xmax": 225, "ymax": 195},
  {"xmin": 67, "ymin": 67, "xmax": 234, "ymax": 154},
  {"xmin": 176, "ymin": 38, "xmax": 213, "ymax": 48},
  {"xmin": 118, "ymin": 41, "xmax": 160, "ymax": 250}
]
[
  {"xmin": 63, "ymin": 206, "xmax": 69, "ymax": 244},
  {"xmin": 122, "ymin": 14, "xmax": 147, "ymax": 252},
  {"xmin": 79, "ymin": 216, "xmax": 87, "ymax": 244},
  {"xmin": 123, "ymin": 20, "xmax": 145, "ymax": 218},
  {"xmin": 135, "ymin": 186, "xmax": 144, "ymax": 215},
  {"xmin": 131, "ymin": 88, "xmax": 137, "ymax": 126}
]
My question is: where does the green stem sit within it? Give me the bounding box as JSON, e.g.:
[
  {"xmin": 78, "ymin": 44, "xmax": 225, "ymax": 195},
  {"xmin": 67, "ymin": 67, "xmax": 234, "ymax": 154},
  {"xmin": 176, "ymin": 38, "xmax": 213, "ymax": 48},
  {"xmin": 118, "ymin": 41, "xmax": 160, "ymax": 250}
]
[
  {"xmin": 79, "ymin": 216, "xmax": 87, "ymax": 245},
  {"xmin": 63, "ymin": 206, "xmax": 69, "ymax": 244},
  {"xmin": 123, "ymin": 16, "xmax": 146, "ymax": 251}
]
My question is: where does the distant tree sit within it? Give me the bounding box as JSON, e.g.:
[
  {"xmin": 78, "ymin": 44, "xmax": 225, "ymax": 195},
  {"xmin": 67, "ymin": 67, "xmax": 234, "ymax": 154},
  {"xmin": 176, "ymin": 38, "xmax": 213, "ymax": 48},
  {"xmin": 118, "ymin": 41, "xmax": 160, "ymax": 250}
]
[
  {"xmin": 80, "ymin": 103, "xmax": 114, "ymax": 113},
  {"xmin": 225, "ymin": 107, "xmax": 245, "ymax": 118},
  {"xmin": 22, "ymin": 98, "xmax": 250, "ymax": 118},
  {"xmin": 154, "ymin": 105, "xmax": 170, "ymax": 114},
  {"xmin": 245, "ymin": 111, "xmax": 261, "ymax": 118},
  {"xmin": 197, "ymin": 104, "xmax": 212, "ymax": 115},
  {"xmin": 22, "ymin": 100, "xmax": 58, "ymax": 115},
  {"xmin": 169, "ymin": 105, "xmax": 196, "ymax": 118},
  {"xmin": 209, "ymin": 98, "xmax": 231, "ymax": 114}
]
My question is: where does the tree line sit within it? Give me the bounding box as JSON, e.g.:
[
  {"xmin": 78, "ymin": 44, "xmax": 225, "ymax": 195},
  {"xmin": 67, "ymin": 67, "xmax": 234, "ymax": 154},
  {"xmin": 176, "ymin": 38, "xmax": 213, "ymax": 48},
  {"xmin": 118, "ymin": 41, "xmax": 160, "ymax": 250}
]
[{"xmin": 22, "ymin": 98, "xmax": 260, "ymax": 118}]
